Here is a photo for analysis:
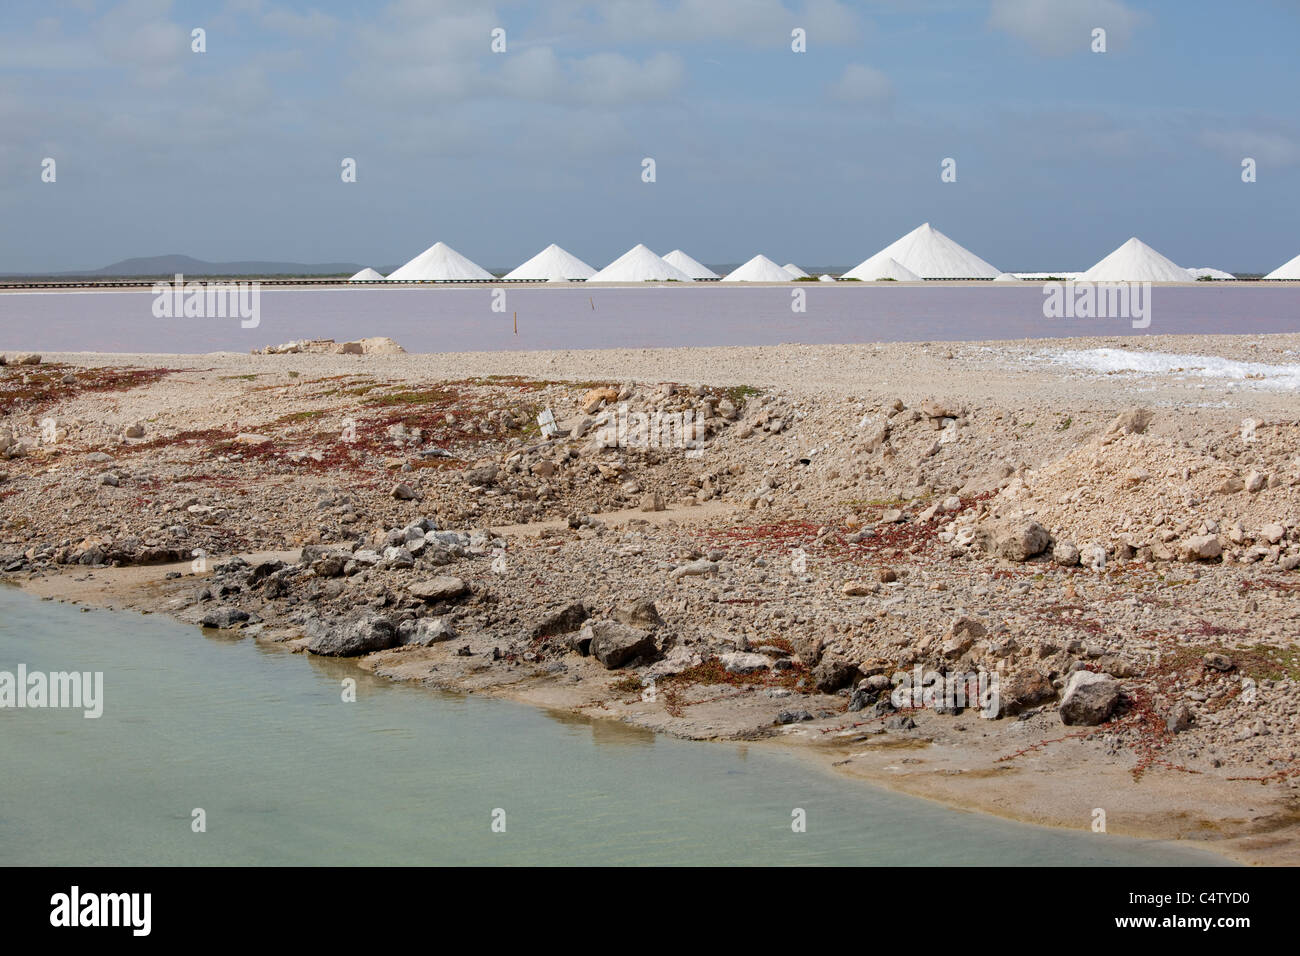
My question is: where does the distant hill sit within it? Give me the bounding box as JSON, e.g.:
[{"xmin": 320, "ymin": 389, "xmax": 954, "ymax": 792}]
[{"xmin": 2, "ymin": 254, "xmax": 371, "ymax": 279}]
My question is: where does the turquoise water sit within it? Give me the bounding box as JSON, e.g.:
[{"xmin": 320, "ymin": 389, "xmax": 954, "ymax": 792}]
[{"xmin": 0, "ymin": 586, "xmax": 1228, "ymax": 866}]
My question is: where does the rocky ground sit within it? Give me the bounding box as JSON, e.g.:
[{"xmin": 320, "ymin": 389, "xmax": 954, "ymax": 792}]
[{"xmin": 2, "ymin": 335, "xmax": 1298, "ymax": 863}]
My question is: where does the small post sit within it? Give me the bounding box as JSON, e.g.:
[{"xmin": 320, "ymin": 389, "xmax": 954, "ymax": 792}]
[{"xmin": 513, "ymin": 310, "xmax": 517, "ymax": 335}]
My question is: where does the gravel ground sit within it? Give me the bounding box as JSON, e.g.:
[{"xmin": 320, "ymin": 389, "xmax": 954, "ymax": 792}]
[{"xmin": 3, "ymin": 333, "xmax": 1299, "ymax": 863}]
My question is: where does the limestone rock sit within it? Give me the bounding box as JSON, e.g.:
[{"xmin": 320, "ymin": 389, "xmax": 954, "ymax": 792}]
[
  {"xmin": 1106, "ymin": 407, "xmax": 1153, "ymax": 436},
  {"xmin": 942, "ymin": 616, "xmax": 987, "ymax": 659},
  {"xmin": 719, "ymin": 652, "xmax": 772, "ymax": 674},
  {"xmin": 399, "ymin": 617, "xmax": 457, "ymax": 646},
  {"xmin": 1059, "ymin": 670, "xmax": 1121, "ymax": 725},
  {"xmin": 612, "ymin": 598, "xmax": 662, "ymax": 629},
  {"xmin": 583, "ymin": 621, "xmax": 656, "ymax": 669},
  {"xmin": 1053, "ymin": 540, "xmax": 1081, "ymax": 566},
  {"xmin": 996, "ymin": 518, "xmax": 1050, "ymax": 562},
  {"xmin": 409, "ymin": 576, "xmax": 469, "ymax": 602},
  {"xmin": 1177, "ymin": 535, "xmax": 1222, "ymax": 562}
]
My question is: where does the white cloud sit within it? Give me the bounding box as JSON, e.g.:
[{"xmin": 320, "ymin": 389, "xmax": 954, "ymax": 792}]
[
  {"xmin": 988, "ymin": 0, "xmax": 1142, "ymax": 56},
  {"xmin": 1200, "ymin": 127, "xmax": 1300, "ymax": 168},
  {"xmin": 538, "ymin": 0, "xmax": 863, "ymax": 47},
  {"xmin": 260, "ymin": 6, "xmax": 340, "ymax": 38},
  {"xmin": 571, "ymin": 51, "xmax": 685, "ymax": 104},
  {"xmin": 494, "ymin": 47, "xmax": 684, "ymax": 104},
  {"xmin": 829, "ymin": 63, "xmax": 892, "ymax": 104},
  {"xmin": 348, "ymin": 2, "xmax": 684, "ymax": 107}
]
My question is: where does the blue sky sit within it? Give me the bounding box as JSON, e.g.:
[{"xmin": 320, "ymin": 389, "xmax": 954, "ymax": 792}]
[{"xmin": 3, "ymin": 0, "xmax": 1297, "ymax": 273}]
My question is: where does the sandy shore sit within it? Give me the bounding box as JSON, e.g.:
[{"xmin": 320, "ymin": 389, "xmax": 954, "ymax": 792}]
[{"xmin": 4, "ymin": 334, "xmax": 1300, "ymax": 864}]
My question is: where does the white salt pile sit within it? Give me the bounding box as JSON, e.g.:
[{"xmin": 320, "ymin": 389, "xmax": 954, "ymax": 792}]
[
  {"xmin": 587, "ymin": 244, "xmax": 694, "ymax": 282},
  {"xmin": 1080, "ymin": 238, "xmax": 1193, "ymax": 282},
  {"xmin": 1187, "ymin": 267, "xmax": 1235, "ymax": 280},
  {"xmin": 992, "ymin": 272, "xmax": 1020, "ymax": 282},
  {"xmin": 1264, "ymin": 253, "xmax": 1300, "ymax": 280},
  {"xmin": 348, "ymin": 268, "xmax": 385, "ymax": 281},
  {"xmin": 818, "ymin": 274, "xmax": 837, "ymax": 282},
  {"xmin": 844, "ymin": 223, "xmax": 1000, "ymax": 280},
  {"xmin": 782, "ymin": 263, "xmax": 810, "ymax": 279},
  {"xmin": 388, "ymin": 242, "xmax": 494, "ymax": 281},
  {"xmin": 662, "ymin": 249, "xmax": 720, "ymax": 279},
  {"xmin": 722, "ymin": 254, "xmax": 797, "ymax": 282},
  {"xmin": 1044, "ymin": 348, "xmax": 1300, "ymax": 391},
  {"xmin": 502, "ymin": 244, "xmax": 596, "ymax": 281},
  {"xmin": 844, "ymin": 256, "xmax": 921, "ymax": 282}
]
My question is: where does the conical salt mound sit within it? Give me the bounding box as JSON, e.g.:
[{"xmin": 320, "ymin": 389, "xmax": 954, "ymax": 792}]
[
  {"xmin": 845, "ymin": 223, "xmax": 999, "ymax": 280},
  {"xmin": 502, "ymin": 243, "xmax": 595, "ymax": 281},
  {"xmin": 588, "ymin": 244, "xmax": 694, "ymax": 282},
  {"xmin": 1081, "ymin": 238, "xmax": 1192, "ymax": 282},
  {"xmin": 349, "ymin": 268, "xmax": 385, "ymax": 281},
  {"xmin": 1187, "ymin": 267, "xmax": 1235, "ymax": 280},
  {"xmin": 387, "ymin": 241, "xmax": 494, "ymax": 281},
  {"xmin": 783, "ymin": 263, "xmax": 810, "ymax": 279},
  {"xmin": 818, "ymin": 274, "xmax": 836, "ymax": 282},
  {"xmin": 1264, "ymin": 253, "xmax": 1300, "ymax": 280},
  {"xmin": 662, "ymin": 249, "xmax": 720, "ymax": 279},
  {"xmin": 722, "ymin": 254, "xmax": 797, "ymax": 282},
  {"xmin": 992, "ymin": 272, "xmax": 1020, "ymax": 282},
  {"xmin": 844, "ymin": 256, "xmax": 921, "ymax": 282}
]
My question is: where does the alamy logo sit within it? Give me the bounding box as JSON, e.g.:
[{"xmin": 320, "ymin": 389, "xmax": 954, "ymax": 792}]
[
  {"xmin": 1042, "ymin": 281, "xmax": 1151, "ymax": 329},
  {"xmin": 50, "ymin": 886, "xmax": 150, "ymax": 936},
  {"xmin": 891, "ymin": 666, "xmax": 999, "ymax": 718},
  {"xmin": 151, "ymin": 273, "xmax": 260, "ymax": 328},
  {"xmin": 596, "ymin": 403, "xmax": 702, "ymax": 450},
  {"xmin": 0, "ymin": 665, "xmax": 103, "ymax": 718}
]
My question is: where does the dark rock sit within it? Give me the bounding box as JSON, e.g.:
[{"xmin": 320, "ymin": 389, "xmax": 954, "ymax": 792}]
[
  {"xmin": 566, "ymin": 629, "xmax": 594, "ymax": 656},
  {"xmin": 847, "ymin": 686, "xmax": 879, "ymax": 712},
  {"xmin": 201, "ymin": 607, "xmax": 249, "ymax": 629},
  {"xmin": 777, "ymin": 709, "xmax": 814, "ymax": 724},
  {"xmin": 299, "ymin": 544, "xmax": 342, "ymax": 564},
  {"xmin": 250, "ymin": 559, "xmax": 286, "ymax": 583},
  {"xmin": 866, "ymin": 698, "xmax": 896, "ymax": 718},
  {"xmin": 997, "ymin": 668, "xmax": 1057, "ymax": 718},
  {"xmin": 306, "ymin": 612, "xmax": 398, "ymax": 657},
  {"xmin": 583, "ymin": 621, "xmax": 656, "ymax": 669},
  {"xmin": 812, "ymin": 656, "xmax": 857, "ymax": 692},
  {"xmin": 312, "ymin": 554, "xmax": 347, "ymax": 577},
  {"xmin": 531, "ymin": 601, "xmax": 589, "ymax": 638}
]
